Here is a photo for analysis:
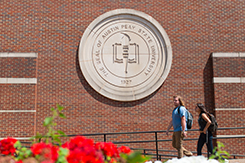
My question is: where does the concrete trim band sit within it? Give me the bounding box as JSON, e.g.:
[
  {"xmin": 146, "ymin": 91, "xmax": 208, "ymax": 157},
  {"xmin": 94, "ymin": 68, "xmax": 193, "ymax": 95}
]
[
  {"xmin": 212, "ymin": 52, "xmax": 245, "ymax": 57},
  {"xmin": 215, "ymin": 108, "xmax": 245, "ymax": 111},
  {"xmin": 213, "ymin": 77, "xmax": 245, "ymax": 83},
  {"xmin": 0, "ymin": 110, "xmax": 36, "ymax": 112},
  {"xmin": 0, "ymin": 78, "xmax": 37, "ymax": 84},
  {"xmin": 0, "ymin": 53, "xmax": 38, "ymax": 58}
]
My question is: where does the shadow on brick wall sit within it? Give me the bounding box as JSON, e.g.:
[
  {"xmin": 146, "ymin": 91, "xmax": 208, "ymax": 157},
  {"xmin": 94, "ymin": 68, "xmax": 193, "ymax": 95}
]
[
  {"xmin": 203, "ymin": 53, "xmax": 215, "ymax": 115},
  {"xmin": 203, "ymin": 54, "xmax": 217, "ymax": 146}
]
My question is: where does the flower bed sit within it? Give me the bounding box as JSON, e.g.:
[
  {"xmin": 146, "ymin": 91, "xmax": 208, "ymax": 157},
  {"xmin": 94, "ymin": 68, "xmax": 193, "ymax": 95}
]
[
  {"xmin": 0, "ymin": 137, "xmax": 230, "ymax": 163},
  {"xmin": 0, "ymin": 136, "xmax": 149, "ymax": 163}
]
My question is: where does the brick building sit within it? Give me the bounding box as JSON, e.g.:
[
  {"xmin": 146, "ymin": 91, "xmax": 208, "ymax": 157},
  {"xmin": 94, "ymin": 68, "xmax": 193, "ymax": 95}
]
[{"xmin": 0, "ymin": 0, "xmax": 245, "ymax": 157}]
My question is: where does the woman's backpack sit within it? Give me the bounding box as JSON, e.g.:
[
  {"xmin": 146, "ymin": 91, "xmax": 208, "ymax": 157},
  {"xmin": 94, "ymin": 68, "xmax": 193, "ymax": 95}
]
[{"xmin": 208, "ymin": 114, "xmax": 218, "ymax": 133}]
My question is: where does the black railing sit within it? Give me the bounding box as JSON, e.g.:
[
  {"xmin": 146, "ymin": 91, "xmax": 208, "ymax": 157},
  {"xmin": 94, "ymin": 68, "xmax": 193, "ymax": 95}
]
[
  {"xmin": 20, "ymin": 127, "xmax": 245, "ymax": 160},
  {"xmin": 77, "ymin": 127, "xmax": 245, "ymax": 160}
]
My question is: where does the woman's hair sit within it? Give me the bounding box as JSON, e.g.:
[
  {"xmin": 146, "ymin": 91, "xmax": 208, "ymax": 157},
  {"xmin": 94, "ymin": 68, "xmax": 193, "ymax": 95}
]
[
  {"xmin": 173, "ymin": 95, "xmax": 185, "ymax": 107},
  {"xmin": 196, "ymin": 103, "xmax": 210, "ymax": 116}
]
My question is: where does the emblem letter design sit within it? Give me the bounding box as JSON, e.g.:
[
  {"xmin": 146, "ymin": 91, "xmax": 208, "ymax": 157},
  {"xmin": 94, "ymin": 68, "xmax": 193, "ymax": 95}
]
[{"xmin": 112, "ymin": 33, "xmax": 139, "ymax": 73}]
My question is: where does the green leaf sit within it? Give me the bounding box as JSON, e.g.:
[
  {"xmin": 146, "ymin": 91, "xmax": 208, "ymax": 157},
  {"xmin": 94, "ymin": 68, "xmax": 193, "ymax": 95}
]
[
  {"xmin": 217, "ymin": 141, "xmax": 224, "ymax": 149},
  {"xmin": 53, "ymin": 136, "xmax": 61, "ymax": 144},
  {"xmin": 43, "ymin": 117, "xmax": 53, "ymax": 126},
  {"xmin": 25, "ymin": 149, "xmax": 32, "ymax": 158},
  {"xmin": 57, "ymin": 147, "xmax": 69, "ymax": 163},
  {"xmin": 126, "ymin": 151, "xmax": 150, "ymax": 163},
  {"xmin": 223, "ymin": 151, "xmax": 230, "ymax": 156},
  {"xmin": 209, "ymin": 155, "xmax": 215, "ymax": 160},
  {"xmin": 120, "ymin": 153, "xmax": 128, "ymax": 159},
  {"xmin": 106, "ymin": 156, "xmax": 111, "ymax": 160},
  {"xmin": 16, "ymin": 148, "xmax": 33, "ymax": 161},
  {"xmin": 57, "ymin": 104, "xmax": 64, "ymax": 111},
  {"xmin": 14, "ymin": 141, "xmax": 22, "ymax": 149},
  {"xmin": 57, "ymin": 130, "xmax": 66, "ymax": 136},
  {"xmin": 35, "ymin": 154, "xmax": 41, "ymax": 160},
  {"xmin": 53, "ymin": 110, "xmax": 58, "ymax": 117},
  {"xmin": 59, "ymin": 113, "xmax": 66, "ymax": 118},
  {"xmin": 59, "ymin": 147, "xmax": 69, "ymax": 155}
]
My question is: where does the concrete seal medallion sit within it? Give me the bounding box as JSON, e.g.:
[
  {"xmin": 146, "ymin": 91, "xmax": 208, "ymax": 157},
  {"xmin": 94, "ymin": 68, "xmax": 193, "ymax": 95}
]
[{"xmin": 79, "ymin": 9, "xmax": 172, "ymax": 101}]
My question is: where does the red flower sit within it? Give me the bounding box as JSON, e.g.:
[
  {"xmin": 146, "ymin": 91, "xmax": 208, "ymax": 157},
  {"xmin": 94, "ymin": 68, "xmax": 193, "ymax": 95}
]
[
  {"xmin": 95, "ymin": 142, "xmax": 119, "ymax": 158},
  {"xmin": 0, "ymin": 137, "xmax": 18, "ymax": 155},
  {"xmin": 61, "ymin": 142, "xmax": 69, "ymax": 148},
  {"xmin": 31, "ymin": 143, "xmax": 58, "ymax": 162},
  {"xmin": 64, "ymin": 136, "xmax": 104, "ymax": 163},
  {"xmin": 31, "ymin": 142, "xmax": 47, "ymax": 155},
  {"xmin": 64, "ymin": 136, "xmax": 94, "ymax": 151},
  {"xmin": 119, "ymin": 146, "xmax": 131, "ymax": 154},
  {"xmin": 66, "ymin": 147, "xmax": 103, "ymax": 163},
  {"xmin": 16, "ymin": 161, "xmax": 23, "ymax": 163},
  {"xmin": 109, "ymin": 158, "xmax": 117, "ymax": 163},
  {"xmin": 50, "ymin": 145, "xmax": 59, "ymax": 161}
]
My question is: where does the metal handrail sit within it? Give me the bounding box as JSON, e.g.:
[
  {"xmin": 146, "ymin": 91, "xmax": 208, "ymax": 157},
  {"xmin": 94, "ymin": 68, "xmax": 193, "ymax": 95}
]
[
  {"xmin": 20, "ymin": 127, "xmax": 245, "ymax": 160},
  {"xmin": 68, "ymin": 127, "xmax": 245, "ymax": 137},
  {"xmin": 78, "ymin": 127, "xmax": 245, "ymax": 160}
]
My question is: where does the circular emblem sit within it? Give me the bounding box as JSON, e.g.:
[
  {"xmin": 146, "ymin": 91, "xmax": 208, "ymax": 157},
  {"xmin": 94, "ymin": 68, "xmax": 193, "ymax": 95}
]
[{"xmin": 79, "ymin": 9, "xmax": 172, "ymax": 101}]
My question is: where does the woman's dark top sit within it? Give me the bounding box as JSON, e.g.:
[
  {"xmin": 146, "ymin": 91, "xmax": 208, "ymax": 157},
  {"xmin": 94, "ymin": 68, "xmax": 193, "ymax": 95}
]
[{"xmin": 198, "ymin": 112, "xmax": 207, "ymax": 131}]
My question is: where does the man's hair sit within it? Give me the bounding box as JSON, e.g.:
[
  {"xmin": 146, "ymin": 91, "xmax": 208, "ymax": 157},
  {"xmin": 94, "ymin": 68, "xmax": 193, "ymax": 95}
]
[{"xmin": 173, "ymin": 95, "xmax": 185, "ymax": 107}]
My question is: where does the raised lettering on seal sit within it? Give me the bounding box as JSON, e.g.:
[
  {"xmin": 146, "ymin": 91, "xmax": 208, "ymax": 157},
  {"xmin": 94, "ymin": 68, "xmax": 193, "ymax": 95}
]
[{"xmin": 102, "ymin": 26, "xmax": 119, "ymax": 39}]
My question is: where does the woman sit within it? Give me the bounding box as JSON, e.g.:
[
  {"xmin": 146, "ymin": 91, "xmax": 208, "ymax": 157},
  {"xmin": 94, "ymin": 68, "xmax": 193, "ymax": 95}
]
[{"xmin": 195, "ymin": 103, "xmax": 214, "ymax": 156}]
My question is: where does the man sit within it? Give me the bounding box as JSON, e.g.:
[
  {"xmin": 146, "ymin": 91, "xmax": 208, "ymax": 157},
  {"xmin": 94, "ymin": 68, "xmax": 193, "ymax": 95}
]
[{"xmin": 166, "ymin": 95, "xmax": 193, "ymax": 158}]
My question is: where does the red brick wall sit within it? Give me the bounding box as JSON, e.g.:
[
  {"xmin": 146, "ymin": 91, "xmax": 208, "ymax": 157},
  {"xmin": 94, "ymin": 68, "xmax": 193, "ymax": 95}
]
[
  {"xmin": 0, "ymin": 112, "xmax": 35, "ymax": 138},
  {"xmin": 213, "ymin": 57, "xmax": 245, "ymax": 77},
  {"xmin": 1, "ymin": 0, "xmax": 245, "ymax": 157},
  {"xmin": 0, "ymin": 58, "xmax": 37, "ymax": 78},
  {"xmin": 213, "ymin": 83, "xmax": 245, "ymax": 108}
]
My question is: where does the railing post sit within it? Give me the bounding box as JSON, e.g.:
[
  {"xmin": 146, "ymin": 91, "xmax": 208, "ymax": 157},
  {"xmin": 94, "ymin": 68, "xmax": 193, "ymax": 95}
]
[
  {"xmin": 155, "ymin": 132, "xmax": 159, "ymax": 160},
  {"xmin": 104, "ymin": 134, "xmax": 106, "ymax": 142}
]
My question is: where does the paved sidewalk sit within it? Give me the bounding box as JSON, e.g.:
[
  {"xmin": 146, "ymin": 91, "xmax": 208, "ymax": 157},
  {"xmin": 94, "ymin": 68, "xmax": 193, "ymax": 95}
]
[{"xmin": 228, "ymin": 159, "xmax": 245, "ymax": 163}]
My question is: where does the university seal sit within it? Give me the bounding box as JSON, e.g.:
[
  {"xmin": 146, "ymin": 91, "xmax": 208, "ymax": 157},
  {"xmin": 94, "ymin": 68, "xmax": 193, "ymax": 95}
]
[{"xmin": 79, "ymin": 9, "xmax": 172, "ymax": 101}]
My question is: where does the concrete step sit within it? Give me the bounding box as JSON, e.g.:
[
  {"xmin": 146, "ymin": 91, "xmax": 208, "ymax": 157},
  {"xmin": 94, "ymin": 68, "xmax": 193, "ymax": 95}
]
[{"xmin": 228, "ymin": 159, "xmax": 245, "ymax": 163}]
